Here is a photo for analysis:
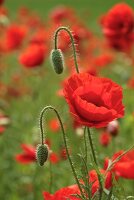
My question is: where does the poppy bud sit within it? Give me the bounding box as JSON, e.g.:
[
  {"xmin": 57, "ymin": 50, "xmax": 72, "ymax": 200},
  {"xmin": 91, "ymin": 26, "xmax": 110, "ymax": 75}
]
[
  {"xmin": 50, "ymin": 49, "xmax": 64, "ymax": 74},
  {"xmin": 36, "ymin": 144, "xmax": 49, "ymax": 166},
  {"xmin": 107, "ymin": 120, "xmax": 119, "ymax": 137}
]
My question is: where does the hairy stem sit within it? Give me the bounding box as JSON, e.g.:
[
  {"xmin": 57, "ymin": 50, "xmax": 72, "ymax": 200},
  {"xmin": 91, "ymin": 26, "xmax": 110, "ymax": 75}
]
[
  {"xmin": 39, "ymin": 105, "xmax": 85, "ymax": 199},
  {"xmin": 80, "ymin": 155, "xmax": 91, "ymax": 200},
  {"xmin": 87, "ymin": 128, "xmax": 103, "ymax": 200},
  {"xmin": 84, "ymin": 127, "xmax": 88, "ymax": 163}
]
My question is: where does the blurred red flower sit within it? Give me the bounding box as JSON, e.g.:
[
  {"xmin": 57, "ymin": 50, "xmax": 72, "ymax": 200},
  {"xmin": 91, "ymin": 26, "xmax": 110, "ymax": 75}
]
[
  {"xmin": 101, "ymin": 3, "xmax": 134, "ymax": 51},
  {"xmin": 49, "ymin": 152, "xmax": 60, "ymax": 164},
  {"xmin": 4, "ymin": 24, "xmax": 27, "ymax": 51},
  {"xmin": 104, "ymin": 150, "xmax": 134, "ymax": 179},
  {"xmin": 0, "ymin": 125, "xmax": 6, "ymax": 134},
  {"xmin": 57, "ymin": 31, "xmax": 70, "ymax": 52},
  {"xmin": 99, "ymin": 132, "xmax": 111, "ymax": 147},
  {"xmin": 43, "ymin": 184, "xmax": 80, "ymax": 200},
  {"xmin": 15, "ymin": 143, "xmax": 60, "ymax": 165},
  {"xmin": 15, "ymin": 144, "xmax": 36, "ymax": 164},
  {"xmin": 72, "ymin": 24, "xmax": 91, "ymax": 43},
  {"xmin": 30, "ymin": 28, "xmax": 49, "ymax": 45},
  {"xmin": 60, "ymin": 147, "xmax": 71, "ymax": 160},
  {"xmin": 50, "ymin": 6, "xmax": 75, "ymax": 24},
  {"xmin": 93, "ymin": 53, "xmax": 114, "ymax": 68},
  {"xmin": 49, "ymin": 118, "xmax": 60, "ymax": 132},
  {"xmin": 128, "ymin": 78, "xmax": 134, "ymax": 88},
  {"xmin": 73, "ymin": 118, "xmax": 82, "ymax": 129},
  {"xmin": 56, "ymin": 89, "xmax": 64, "ymax": 97},
  {"xmin": 19, "ymin": 44, "xmax": 47, "ymax": 68},
  {"xmin": 64, "ymin": 73, "xmax": 124, "ymax": 128}
]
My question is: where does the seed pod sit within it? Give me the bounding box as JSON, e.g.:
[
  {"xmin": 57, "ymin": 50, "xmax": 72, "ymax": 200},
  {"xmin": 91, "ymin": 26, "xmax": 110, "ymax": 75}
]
[
  {"xmin": 36, "ymin": 144, "xmax": 49, "ymax": 166},
  {"xmin": 50, "ymin": 49, "xmax": 64, "ymax": 74}
]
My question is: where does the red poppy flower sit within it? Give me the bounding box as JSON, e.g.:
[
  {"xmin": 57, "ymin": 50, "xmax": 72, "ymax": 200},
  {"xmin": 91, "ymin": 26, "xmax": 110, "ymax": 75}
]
[
  {"xmin": 43, "ymin": 184, "xmax": 80, "ymax": 200},
  {"xmin": 4, "ymin": 24, "xmax": 27, "ymax": 51},
  {"xmin": 104, "ymin": 150, "xmax": 134, "ymax": 179},
  {"xmin": 100, "ymin": 3, "xmax": 134, "ymax": 51},
  {"xmin": 89, "ymin": 169, "xmax": 112, "ymax": 196},
  {"xmin": 99, "ymin": 132, "xmax": 111, "ymax": 147},
  {"xmin": 15, "ymin": 144, "xmax": 36, "ymax": 164},
  {"xmin": 19, "ymin": 44, "xmax": 47, "ymax": 68},
  {"xmin": 64, "ymin": 73, "xmax": 124, "ymax": 128}
]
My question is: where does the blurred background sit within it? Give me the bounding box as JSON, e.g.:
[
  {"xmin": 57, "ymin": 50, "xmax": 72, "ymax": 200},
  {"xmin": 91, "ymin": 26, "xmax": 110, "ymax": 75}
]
[{"xmin": 0, "ymin": 0, "xmax": 134, "ymax": 199}]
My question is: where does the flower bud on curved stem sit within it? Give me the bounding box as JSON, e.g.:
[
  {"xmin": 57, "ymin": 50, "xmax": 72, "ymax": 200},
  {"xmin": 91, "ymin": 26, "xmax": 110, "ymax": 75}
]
[
  {"xmin": 50, "ymin": 26, "xmax": 79, "ymax": 74},
  {"xmin": 37, "ymin": 105, "xmax": 85, "ymax": 198},
  {"xmin": 36, "ymin": 144, "xmax": 49, "ymax": 166},
  {"xmin": 51, "ymin": 49, "xmax": 64, "ymax": 74}
]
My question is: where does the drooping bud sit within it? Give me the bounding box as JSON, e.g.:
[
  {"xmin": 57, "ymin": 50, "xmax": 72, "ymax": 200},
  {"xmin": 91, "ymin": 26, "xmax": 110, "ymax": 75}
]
[
  {"xmin": 50, "ymin": 49, "xmax": 64, "ymax": 74},
  {"xmin": 106, "ymin": 120, "xmax": 119, "ymax": 137},
  {"xmin": 36, "ymin": 144, "xmax": 49, "ymax": 166}
]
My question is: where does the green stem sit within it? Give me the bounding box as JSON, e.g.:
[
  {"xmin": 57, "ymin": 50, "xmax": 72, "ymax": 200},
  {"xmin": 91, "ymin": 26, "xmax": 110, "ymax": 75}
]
[
  {"xmin": 84, "ymin": 127, "xmax": 88, "ymax": 163},
  {"xmin": 32, "ymin": 165, "xmax": 39, "ymax": 200},
  {"xmin": 54, "ymin": 26, "xmax": 79, "ymax": 74},
  {"xmin": 39, "ymin": 105, "xmax": 85, "ymax": 199},
  {"xmin": 80, "ymin": 155, "xmax": 91, "ymax": 200},
  {"xmin": 87, "ymin": 128, "xmax": 103, "ymax": 200},
  {"xmin": 87, "ymin": 128, "xmax": 97, "ymax": 165},
  {"xmin": 40, "ymin": 108, "xmax": 46, "ymax": 145}
]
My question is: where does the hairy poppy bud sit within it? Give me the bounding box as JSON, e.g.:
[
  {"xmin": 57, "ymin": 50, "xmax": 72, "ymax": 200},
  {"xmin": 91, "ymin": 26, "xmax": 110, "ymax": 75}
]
[
  {"xmin": 50, "ymin": 49, "xmax": 64, "ymax": 74},
  {"xmin": 36, "ymin": 144, "xmax": 49, "ymax": 166}
]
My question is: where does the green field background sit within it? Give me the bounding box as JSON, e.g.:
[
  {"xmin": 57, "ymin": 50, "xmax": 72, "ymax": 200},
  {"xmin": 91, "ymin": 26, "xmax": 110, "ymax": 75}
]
[{"xmin": 0, "ymin": 1, "xmax": 134, "ymax": 200}]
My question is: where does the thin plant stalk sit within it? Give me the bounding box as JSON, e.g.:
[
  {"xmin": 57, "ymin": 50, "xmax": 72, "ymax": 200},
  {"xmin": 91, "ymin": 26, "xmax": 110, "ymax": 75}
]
[
  {"xmin": 39, "ymin": 105, "xmax": 85, "ymax": 199},
  {"xmin": 87, "ymin": 128, "xmax": 103, "ymax": 200}
]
